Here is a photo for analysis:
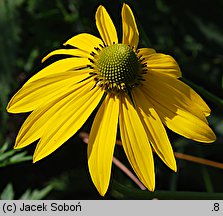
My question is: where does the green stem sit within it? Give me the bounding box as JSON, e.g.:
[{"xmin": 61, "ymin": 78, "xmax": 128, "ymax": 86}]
[
  {"xmin": 111, "ymin": 180, "xmax": 223, "ymax": 199},
  {"xmin": 201, "ymin": 165, "xmax": 214, "ymax": 193}
]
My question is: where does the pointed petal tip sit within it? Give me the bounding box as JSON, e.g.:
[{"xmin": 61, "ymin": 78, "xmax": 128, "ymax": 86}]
[
  {"xmin": 96, "ymin": 5, "xmax": 104, "ymax": 14},
  {"xmin": 205, "ymin": 112, "xmax": 211, "ymax": 117},
  {"xmin": 121, "ymin": 2, "xmax": 139, "ymax": 49},
  {"xmin": 41, "ymin": 56, "xmax": 47, "ymax": 63},
  {"xmin": 6, "ymin": 102, "xmax": 13, "ymax": 113},
  {"xmin": 98, "ymin": 188, "xmax": 107, "ymax": 197},
  {"xmin": 89, "ymin": 168, "xmax": 109, "ymax": 197},
  {"xmin": 196, "ymin": 126, "xmax": 216, "ymax": 144},
  {"xmin": 210, "ymin": 134, "xmax": 217, "ymax": 143},
  {"xmin": 203, "ymin": 131, "xmax": 217, "ymax": 143},
  {"xmin": 150, "ymin": 188, "xmax": 155, "ymax": 192},
  {"xmin": 167, "ymin": 156, "xmax": 177, "ymax": 172},
  {"xmin": 33, "ymin": 153, "xmax": 43, "ymax": 163},
  {"xmin": 13, "ymin": 145, "xmax": 21, "ymax": 150},
  {"xmin": 95, "ymin": 4, "xmax": 118, "ymax": 46},
  {"xmin": 147, "ymin": 182, "xmax": 155, "ymax": 192},
  {"xmin": 7, "ymin": 100, "xmax": 29, "ymax": 114},
  {"xmin": 187, "ymin": 129, "xmax": 216, "ymax": 144},
  {"xmin": 33, "ymin": 156, "xmax": 41, "ymax": 164},
  {"xmin": 163, "ymin": 157, "xmax": 177, "ymax": 172},
  {"xmin": 15, "ymin": 132, "xmax": 35, "ymax": 149},
  {"xmin": 6, "ymin": 106, "xmax": 20, "ymax": 114},
  {"xmin": 14, "ymin": 137, "xmax": 30, "ymax": 149},
  {"xmin": 122, "ymin": 3, "xmax": 130, "ymax": 9},
  {"xmin": 6, "ymin": 107, "xmax": 11, "ymax": 113},
  {"xmin": 171, "ymin": 162, "xmax": 177, "ymax": 173},
  {"xmin": 139, "ymin": 169, "xmax": 156, "ymax": 193},
  {"xmin": 62, "ymin": 42, "xmax": 68, "ymax": 46},
  {"xmin": 33, "ymin": 146, "xmax": 46, "ymax": 163},
  {"xmin": 121, "ymin": 3, "xmax": 128, "ymax": 15},
  {"xmin": 173, "ymin": 168, "xmax": 177, "ymax": 173}
]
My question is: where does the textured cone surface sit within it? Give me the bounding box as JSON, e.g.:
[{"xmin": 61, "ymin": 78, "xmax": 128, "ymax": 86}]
[{"xmin": 96, "ymin": 44, "xmax": 140, "ymax": 85}]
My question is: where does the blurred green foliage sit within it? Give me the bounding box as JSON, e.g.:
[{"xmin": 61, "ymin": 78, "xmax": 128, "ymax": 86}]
[
  {"xmin": 0, "ymin": 141, "xmax": 32, "ymax": 167},
  {"xmin": 0, "ymin": 183, "xmax": 53, "ymax": 200},
  {"xmin": 0, "ymin": 0, "xmax": 223, "ymax": 199}
]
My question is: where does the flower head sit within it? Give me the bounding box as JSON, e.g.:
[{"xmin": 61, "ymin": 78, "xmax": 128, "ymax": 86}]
[{"xmin": 7, "ymin": 4, "xmax": 216, "ymax": 196}]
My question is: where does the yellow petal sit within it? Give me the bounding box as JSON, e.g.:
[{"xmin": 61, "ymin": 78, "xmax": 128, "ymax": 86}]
[
  {"xmin": 95, "ymin": 5, "xmax": 118, "ymax": 46},
  {"xmin": 33, "ymin": 84, "xmax": 104, "ymax": 162},
  {"xmin": 122, "ymin": 3, "xmax": 139, "ymax": 50},
  {"xmin": 7, "ymin": 70, "xmax": 91, "ymax": 113},
  {"xmin": 133, "ymin": 88, "xmax": 177, "ymax": 172},
  {"xmin": 88, "ymin": 94, "xmax": 119, "ymax": 196},
  {"xmin": 119, "ymin": 95, "xmax": 155, "ymax": 191},
  {"xmin": 137, "ymin": 48, "xmax": 156, "ymax": 59},
  {"xmin": 63, "ymin": 33, "xmax": 103, "ymax": 53},
  {"xmin": 26, "ymin": 58, "xmax": 89, "ymax": 85},
  {"xmin": 174, "ymin": 78, "xmax": 211, "ymax": 116},
  {"xmin": 143, "ymin": 73, "xmax": 209, "ymax": 122},
  {"xmin": 42, "ymin": 49, "xmax": 91, "ymax": 63},
  {"xmin": 142, "ymin": 88, "xmax": 216, "ymax": 143},
  {"xmin": 145, "ymin": 53, "xmax": 182, "ymax": 78},
  {"xmin": 14, "ymin": 79, "xmax": 93, "ymax": 149}
]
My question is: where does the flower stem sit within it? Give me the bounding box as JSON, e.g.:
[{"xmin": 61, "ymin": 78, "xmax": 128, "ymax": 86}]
[
  {"xmin": 112, "ymin": 156, "xmax": 146, "ymax": 190},
  {"xmin": 174, "ymin": 152, "xmax": 223, "ymax": 169}
]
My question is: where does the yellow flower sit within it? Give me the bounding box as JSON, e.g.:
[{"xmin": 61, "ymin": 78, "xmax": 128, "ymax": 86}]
[{"xmin": 7, "ymin": 4, "xmax": 216, "ymax": 196}]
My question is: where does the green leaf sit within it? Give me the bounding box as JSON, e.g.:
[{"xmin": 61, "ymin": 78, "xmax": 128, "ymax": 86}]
[
  {"xmin": 0, "ymin": 150, "xmax": 15, "ymax": 162},
  {"xmin": 0, "ymin": 141, "xmax": 10, "ymax": 153},
  {"xmin": 19, "ymin": 185, "xmax": 53, "ymax": 200},
  {"xmin": 201, "ymin": 165, "xmax": 214, "ymax": 193},
  {"xmin": 110, "ymin": 180, "xmax": 223, "ymax": 199},
  {"xmin": 9, "ymin": 151, "xmax": 32, "ymax": 164},
  {"xmin": 0, "ymin": 143, "xmax": 32, "ymax": 167},
  {"xmin": 193, "ymin": 17, "xmax": 223, "ymax": 47},
  {"xmin": 0, "ymin": 183, "xmax": 14, "ymax": 200}
]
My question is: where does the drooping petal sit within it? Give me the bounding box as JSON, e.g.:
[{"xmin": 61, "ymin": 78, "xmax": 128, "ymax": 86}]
[
  {"xmin": 63, "ymin": 33, "xmax": 103, "ymax": 53},
  {"xmin": 42, "ymin": 49, "xmax": 91, "ymax": 63},
  {"xmin": 122, "ymin": 3, "xmax": 139, "ymax": 50},
  {"xmin": 143, "ymin": 72, "xmax": 210, "ymax": 121},
  {"xmin": 88, "ymin": 94, "xmax": 119, "ymax": 196},
  {"xmin": 133, "ymin": 88, "xmax": 176, "ymax": 172},
  {"xmin": 33, "ymin": 84, "xmax": 104, "ymax": 162},
  {"xmin": 145, "ymin": 53, "xmax": 182, "ymax": 78},
  {"xmin": 14, "ymin": 79, "xmax": 93, "ymax": 149},
  {"xmin": 169, "ymin": 77, "xmax": 211, "ymax": 117},
  {"xmin": 142, "ymin": 88, "xmax": 216, "ymax": 143},
  {"xmin": 119, "ymin": 95, "xmax": 155, "ymax": 191},
  {"xmin": 7, "ymin": 69, "xmax": 92, "ymax": 113},
  {"xmin": 95, "ymin": 5, "xmax": 118, "ymax": 46}
]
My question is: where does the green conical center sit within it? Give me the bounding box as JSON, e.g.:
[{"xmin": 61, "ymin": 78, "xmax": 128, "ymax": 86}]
[{"xmin": 96, "ymin": 44, "xmax": 140, "ymax": 86}]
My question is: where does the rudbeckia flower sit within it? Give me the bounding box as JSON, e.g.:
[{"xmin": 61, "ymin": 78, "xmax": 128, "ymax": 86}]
[{"xmin": 7, "ymin": 4, "xmax": 216, "ymax": 196}]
